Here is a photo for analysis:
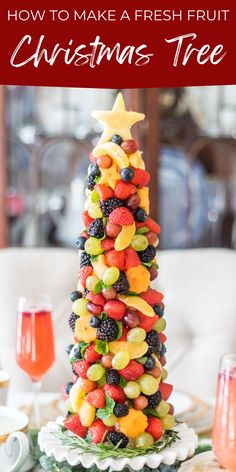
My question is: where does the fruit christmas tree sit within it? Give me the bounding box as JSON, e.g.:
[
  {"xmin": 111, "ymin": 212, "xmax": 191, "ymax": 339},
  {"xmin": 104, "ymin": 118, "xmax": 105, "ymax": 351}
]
[{"xmin": 63, "ymin": 93, "xmax": 176, "ymax": 452}]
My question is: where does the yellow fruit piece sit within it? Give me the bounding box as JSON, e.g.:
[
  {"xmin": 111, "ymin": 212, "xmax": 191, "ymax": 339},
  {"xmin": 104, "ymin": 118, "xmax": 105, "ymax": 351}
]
[
  {"xmin": 69, "ymin": 380, "xmax": 86, "ymax": 412},
  {"xmin": 92, "ymin": 255, "xmax": 109, "ymax": 279},
  {"xmin": 129, "ymin": 151, "xmax": 145, "ymax": 170},
  {"xmin": 79, "ymin": 400, "xmax": 96, "ymax": 427},
  {"xmin": 87, "ymin": 201, "xmax": 103, "ymax": 218},
  {"xmin": 93, "ymin": 142, "xmax": 129, "ymax": 169},
  {"xmin": 115, "ymin": 223, "xmax": 136, "ymax": 251},
  {"xmin": 98, "ymin": 162, "xmax": 121, "ymax": 190},
  {"xmin": 109, "ymin": 341, "xmax": 148, "ymax": 359},
  {"xmin": 119, "ymin": 409, "xmax": 148, "ymax": 438},
  {"xmin": 137, "ymin": 187, "xmax": 149, "ymax": 215},
  {"xmin": 118, "ymin": 295, "xmax": 155, "ymax": 317},
  {"xmin": 75, "ymin": 314, "xmax": 97, "ymax": 343},
  {"xmin": 126, "ymin": 265, "xmax": 150, "ymax": 294}
]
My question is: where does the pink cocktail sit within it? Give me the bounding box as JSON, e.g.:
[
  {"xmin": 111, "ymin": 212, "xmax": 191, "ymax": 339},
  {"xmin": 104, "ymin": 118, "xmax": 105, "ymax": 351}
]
[{"xmin": 212, "ymin": 354, "xmax": 236, "ymax": 471}]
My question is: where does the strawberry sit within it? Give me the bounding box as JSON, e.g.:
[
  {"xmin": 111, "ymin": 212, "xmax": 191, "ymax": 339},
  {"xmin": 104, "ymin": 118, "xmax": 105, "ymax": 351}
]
[
  {"xmin": 86, "ymin": 388, "xmax": 106, "ymax": 408},
  {"xmin": 105, "ymin": 249, "xmax": 126, "ymax": 271},
  {"xmin": 80, "ymin": 266, "xmax": 93, "ymax": 287},
  {"xmin": 138, "ymin": 311, "xmax": 159, "ymax": 332},
  {"xmin": 140, "ymin": 288, "xmax": 164, "ymax": 306},
  {"xmin": 84, "ymin": 343, "xmax": 102, "ymax": 363},
  {"xmin": 125, "ymin": 248, "xmax": 140, "ymax": 269},
  {"xmin": 130, "ymin": 169, "xmax": 150, "ymax": 188},
  {"xmin": 95, "ymin": 184, "xmax": 114, "ymax": 201},
  {"xmin": 119, "ymin": 360, "xmax": 144, "ymax": 381},
  {"xmin": 159, "ymin": 333, "xmax": 167, "ymax": 343},
  {"xmin": 104, "ymin": 300, "xmax": 126, "ymax": 320},
  {"xmin": 103, "ymin": 384, "xmax": 126, "ymax": 403},
  {"xmin": 64, "ymin": 414, "xmax": 88, "ymax": 437},
  {"xmin": 101, "ymin": 238, "xmax": 115, "ymax": 251},
  {"xmin": 146, "ymin": 417, "xmax": 163, "ymax": 441},
  {"xmin": 86, "ymin": 292, "xmax": 106, "ymax": 306},
  {"xmin": 109, "ymin": 207, "xmax": 134, "ymax": 226},
  {"xmin": 73, "ymin": 360, "xmax": 90, "ymax": 379},
  {"xmin": 114, "ymin": 181, "xmax": 136, "ymax": 200},
  {"xmin": 82, "ymin": 210, "xmax": 94, "ymax": 228},
  {"xmin": 89, "ymin": 419, "xmax": 113, "ymax": 444},
  {"xmin": 159, "ymin": 382, "xmax": 173, "ymax": 401}
]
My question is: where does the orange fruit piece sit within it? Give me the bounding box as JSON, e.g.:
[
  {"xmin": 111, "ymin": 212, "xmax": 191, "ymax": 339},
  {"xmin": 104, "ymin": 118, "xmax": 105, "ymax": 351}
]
[
  {"xmin": 119, "ymin": 408, "xmax": 148, "ymax": 438},
  {"xmin": 126, "ymin": 265, "xmax": 150, "ymax": 294}
]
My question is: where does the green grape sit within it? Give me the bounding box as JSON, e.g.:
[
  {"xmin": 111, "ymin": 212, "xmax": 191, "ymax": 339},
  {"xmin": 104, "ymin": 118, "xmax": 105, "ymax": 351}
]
[
  {"xmin": 156, "ymin": 400, "xmax": 170, "ymax": 418},
  {"xmin": 103, "ymin": 414, "xmax": 117, "ymax": 427},
  {"xmin": 65, "ymin": 398, "xmax": 75, "ymax": 413},
  {"xmin": 85, "ymin": 237, "xmax": 103, "ymax": 256},
  {"xmin": 103, "ymin": 267, "xmax": 120, "ymax": 285},
  {"xmin": 138, "ymin": 374, "xmax": 159, "ymax": 395},
  {"xmin": 127, "ymin": 327, "xmax": 146, "ymax": 343},
  {"xmin": 161, "ymin": 368, "xmax": 168, "ymax": 381},
  {"xmin": 135, "ymin": 432, "xmax": 154, "ymax": 449},
  {"xmin": 153, "ymin": 318, "xmax": 166, "ymax": 333},
  {"xmin": 124, "ymin": 381, "xmax": 141, "ymax": 399},
  {"xmin": 90, "ymin": 189, "xmax": 100, "ymax": 203},
  {"xmin": 161, "ymin": 414, "xmax": 175, "ymax": 430},
  {"xmin": 88, "ymin": 202, "xmax": 103, "ymax": 218},
  {"xmin": 87, "ymin": 364, "xmax": 105, "ymax": 381},
  {"xmin": 72, "ymin": 298, "xmax": 88, "ymax": 316},
  {"xmin": 86, "ymin": 275, "xmax": 100, "ymax": 292},
  {"xmin": 131, "ymin": 235, "xmax": 149, "ymax": 252},
  {"xmin": 112, "ymin": 351, "xmax": 130, "ymax": 370}
]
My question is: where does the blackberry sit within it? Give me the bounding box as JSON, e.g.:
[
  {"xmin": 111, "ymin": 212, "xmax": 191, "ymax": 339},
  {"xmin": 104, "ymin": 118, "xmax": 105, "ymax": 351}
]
[
  {"xmin": 90, "ymin": 316, "xmax": 101, "ymax": 328},
  {"xmin": 111, "ymin": 134, "xmax": 123, "ymax": 145},
  {"xmin": 106, "ymin": 369, "xmax": 120, "ymax": 386},
  {"xmin": 89, "ymin": 163, "xmax": 100, "ymax": 177},
  {"xmin": 138, "ymin": 245, "xmax": 156, "ymax": 263},
  {"xmin": 70, "ymin": 290, "xmax": 82, "ymax": 302},
  {"xmin": 97, "ymin": 318, "xmax": 118, "ymax": 342},
  {"xmin": 114, "ymin": 403, "xmax": 129, "ymax": 417},
  {"xmin": 68, "ymin": 313, "xmax": 77, "ymax": 331},
  {"xmin": 66, "ymin": 344, "xmax": 74, "ymax": 355},
  {"xmin": 144, "ymin": 356, "xmax": 156, "ymax": 370},
  {"xmin": 113, "ymin": 272, "xmax": 129, "ymax": 294},
  {"xmin": 147, "ymin": 390, "xmax": 162, "ymax": 408},
  {"xmin": 100, "ymin": 197, "xmax": 123, "ymax": 217},
  {"xmin": 65, "ymin": 381, "xmax": 73, "ymax": 395},
  {"xmin": 76, "ymin": 236, "xmax": 86, "ymax": 250},
  {"xmin": 146, "ymin": 330, "xmax": 161, "ymax": 354},
  {"xmin": 80, "ymin": 252, "xmax": 92, "ymax": 268},
  {"xmin": 107, "ymin": 431, "xmax": 128, "ymax": 448},
  {"xmin": 88, "ymin": 218, "xmax": 104, "ymax": 238},
  {"xmin": 87, "ymin": 174, "xmax": 97, "ymax": 190}
]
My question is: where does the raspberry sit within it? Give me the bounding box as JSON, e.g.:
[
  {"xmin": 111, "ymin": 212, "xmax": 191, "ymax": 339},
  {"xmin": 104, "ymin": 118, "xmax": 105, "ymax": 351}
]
[
  {"xmin": 82, "ymin": 210, "xmax": 94, "ymax": 228},
  {"xmin": 86, "ymin": 292, "xmax": 105, "ymax": 306},
  {"xmin": 80, "ymin": 266, "xmax": 93, "ymax": 287},
  {"xmin": 97, "ymin": 318, "xmax": 118, "ymax": 342},
  {"xmin": 106, "ymin": 369, "xmax": 120, "ymax": 386},
  {"xmin": 88, "ymin": 219, "xmax": 104, "ymax": 238},
  {"xmin": 103, "ymin": 384, "xmax": 126, "ymax": 403},
  {"xmin": 84, "ymin": 343, "xmax": 102, "ymax": 363},
  {"xmin": 64, "ymin": 414, "xmax": 88, "ymax": 438},
  {"xmin": 80, "ymin": 252, "xmax": 92, "ymax": 268},
  {"xmin": 104, "ymin": 300, "xmax": 126, "ymax": 321},
  {"xmin": 113, "ymin": 272, "xmax": 129, "ymax": 294},
  {"xmin": 101, "ymin": 238, "xmax": 115, "ymax": 251},
  {"xmin": 114, "ymin": 181, "xmax": 136, "ymax": 200},
  {"xmin": 146, "ymin": 330, "xmax": 161, "ymax": 354},
  {"xmin": 86, "ymin": 389, "xmax": 106, "ymax": 408},
  {"xmin": 95, "ymin": 184, "xmax": 114, "ymax": 201},
  {"xmin": 73, "ymin": 360, "xmax": 90, "ymax": 379},
  {"xmin": 130, "ymin": 168, "xmax": 150, "ymax": 188},
  {"xmin": 138, "ymin": 312, "xmax": 159, "ymax": 332},
  {"xmin": 159, "ymin": 333, "xmax": 167, "ymax": 344},
  {"xmin": 106, "ymin": 249, "xmax": 126, "ymax": 271},
  {"xmin": 89, "ymin": 419, "xmax": 113, "ymax": 444},
  {"xmin": 125, "ymin": 248, "xmax": 140, "ymax": 269},
  {"xmin": 113, "ymin": 403, "xmax": 129, "ymax": 417},
  {"xmin": 119, "ymin": 360, "xmax": 144, "ymax": 381},
  {"xmin": 140, "ymin": 288, "xmax": 164, "ymax": 306},
  {"xmin": 68, "ymin": 313, "xmax": 77, "ymax": 331},
  {"xmin": 100, "ymin": 197, "xmax": 123, "ymax": 217},
  {"xmin": 147, "ymin": 390, "xmax": 162, "ymax": 408},
  {"xmin": 107, "ymin": 431, "xmax": 128, "ymax": 448},
  {"xmin": 109, "ymin": 207, "xmax": 134, "ymax": 226},
  {"xmin": 146, "ymin": 417, "xmax": 163, "ymax": 441}
]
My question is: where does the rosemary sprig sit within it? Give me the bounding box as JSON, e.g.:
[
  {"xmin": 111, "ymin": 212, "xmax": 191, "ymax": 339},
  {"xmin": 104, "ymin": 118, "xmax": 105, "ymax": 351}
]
[{"xmin": 53, "ymin": 428, "xmax": 179, "ymax": 460}]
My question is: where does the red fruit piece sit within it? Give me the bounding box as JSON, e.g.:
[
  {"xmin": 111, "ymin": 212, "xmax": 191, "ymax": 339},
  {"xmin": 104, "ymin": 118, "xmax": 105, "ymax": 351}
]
[
  {"xmin": 86, "ymin": 388, "xmax": 106, "ymax": 408},
  {"xmin": 101, "ymin": 238, "xmax": 115, "ymax": 251},
  {"xmin": 86, "ymin": 292, "xmax": 106, "ymax": 306},
  {"xmin": 104, "ymin": 300, "xmax": 126, "ymax": 320},
  {"xmin": 64, "ymin": 414, "xmax": 88, "ymax": 437},
  {"xmin": 140, "ymin": 288, "xmax": 164, "ymax": 306},
  {"xmin": 95, "ymin": 184, "xmax": 114, "ymax": 201},
  {"xmin": 145, "ymin": 217, "xmax": 161, "ymax": 234},
  {"xmin": 159, "ymin": 333, "xmax": 167, "ymax": 343},
  {"xmin": 119, "ymin": 360, "xmax": 144, "ymax": 381},
  {"xmin": 89, "ymin": 419, "xmax": 113, "ymax": 444},
  {"xmin": 130, "ymin": 169, "xmax": 150, "ymax": 188},
  {"xmin": 106, "ymin": 249, "xmax": 126, "ymax": 271},
  {"xmin": 125, "ymin": 248, "xmax": 140, "ymax": 269},
  {"xmin": 109, "ymin": 207, "xmax": 134, "ymax": 226},
  {"xmin": 84, "ymin": 343, "xmax": 102, "ymax": 363},
  {"xmin": 121, "ymin": 139, "xmax": 139, "ymax": 154},
  {"xmin": 138, "ymin": 311, "xmax": 159, "ymax": 332},
  {"xmin": 80, "ymin": 266, "xmax": 93, "ymax": 287},
  {"xmin": 82, "ymin": 210, "xmax": 94, "ymax": 228},
  {"xmin": 159, "ymin": 383, "xmax": 173, "ymax": 401},
  {"xmin": 103, "ymin": 384, "xmax": 126, "ymax": 403},
  {"xmin": 146, "ymin": 417, "xmax": 163, "ymax": 441},
  {"xmin": 114, "ymin": 181, "xmax": 136, "ymax": 200},
  {"xmin": 73, "ymin": 360, "xmax": 90, "ymax": 379}
]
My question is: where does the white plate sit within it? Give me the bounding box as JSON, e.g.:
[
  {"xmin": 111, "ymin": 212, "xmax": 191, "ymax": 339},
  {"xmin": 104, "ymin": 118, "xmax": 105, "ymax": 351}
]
[{"xmin": 170, "ymin": 391, "xmax": 194, "ymax": 417}]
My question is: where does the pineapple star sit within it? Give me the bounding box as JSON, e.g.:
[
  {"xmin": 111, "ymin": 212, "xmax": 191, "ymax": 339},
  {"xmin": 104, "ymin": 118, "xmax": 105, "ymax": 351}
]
[
  {"xmin": 92, "ymin": 93, "xmax": 145, "ymax": 144},
  {"xmin": 98, "ymin": 162, "xmax": 120, "ymax": 190}
]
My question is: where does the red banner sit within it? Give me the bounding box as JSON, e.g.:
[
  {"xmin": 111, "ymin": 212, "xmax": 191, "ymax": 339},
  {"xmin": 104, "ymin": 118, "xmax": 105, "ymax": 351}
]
[{"xmin": 1, "ymin": 0, "xmax": 236, "ymax": 88}]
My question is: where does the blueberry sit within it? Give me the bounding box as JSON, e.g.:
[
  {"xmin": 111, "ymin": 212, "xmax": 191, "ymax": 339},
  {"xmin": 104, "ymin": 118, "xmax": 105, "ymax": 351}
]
[
  {"xmin": 65, "ymin": 381, "xmax": 73, "ymax": 395},
  {"xmin": 153, "ymin": 304, "xmax": 164, "ymax": 317},
  {"xmin": 160, "ymin": 344, "xmax": 167, "ymax": 357},
  {"xmin": 76, "ymin": 236, "xmax": 86, "ymax": 250},
  {"xmin": 134, "ymin": 208, "xmax": 147, "ymax": 222},
  {"xmin": 89, "ymin": 163, "xmax": 100, "ymax": 176},
  {"xmin": 144, "ymin": 356, "xmax": 156, "ymax": 370},
  {"xmin": 73, "ymin": 347, "xmax": 82, "ymax": 359},
  {"xmin": 89, "ymin": 316, "xmax": 101, "ymax": 328},
  {"xmin": 66, "ymin": 344, "xmax": 74, "ymax": 355},
  {"xmin": 120, "ymin": 167, "xmax": 134, "ymax": 182},
  {"xmin": 111, "ymin": 134, "xmax": 123, "ymax": 145},
  {"xmin": 70, "ymin": 290, "xmax": 82, "ymax": 302}
]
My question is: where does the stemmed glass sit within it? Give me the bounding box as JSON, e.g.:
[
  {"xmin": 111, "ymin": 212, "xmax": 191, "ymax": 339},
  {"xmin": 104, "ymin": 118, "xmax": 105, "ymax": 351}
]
[
  {"xmin": 16, "ymin": 296, "xmax": 55, "ymax": 428},
  {"xmin": 212, "ymin": 354, "xmax": 236, "ymax": 471}
]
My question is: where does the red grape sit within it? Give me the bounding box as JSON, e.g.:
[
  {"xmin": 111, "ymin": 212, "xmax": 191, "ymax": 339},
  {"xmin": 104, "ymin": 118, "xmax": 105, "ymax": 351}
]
[
  {"xmin": 121, "ymin": 139, "xmax": 139, "ymax": 154},
  {"xmin": 105, "ymin": 222, "xmax": 122, "ymax": 238}
]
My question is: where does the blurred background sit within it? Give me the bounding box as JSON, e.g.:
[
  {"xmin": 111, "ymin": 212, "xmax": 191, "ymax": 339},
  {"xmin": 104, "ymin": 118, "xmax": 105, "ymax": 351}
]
[{"xmin": 1, "ymin": 85, "xmax": 236, "ymax": 250}]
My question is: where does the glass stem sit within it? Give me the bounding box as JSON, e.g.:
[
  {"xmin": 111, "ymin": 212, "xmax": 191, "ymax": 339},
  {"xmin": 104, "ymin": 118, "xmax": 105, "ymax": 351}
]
[{"xmin": 32, "ymin": 379, "xmax": 41, "ymax": 429}]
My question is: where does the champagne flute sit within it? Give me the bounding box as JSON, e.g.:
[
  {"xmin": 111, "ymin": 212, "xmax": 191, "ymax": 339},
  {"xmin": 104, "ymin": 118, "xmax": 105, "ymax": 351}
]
[
  {"xmin": 16, "ymin": 296, "xmax": 55, "ymax": 428},
  {"xmin": 212, "ymin": 354, "xmax": 236, "ymax": 471}
]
